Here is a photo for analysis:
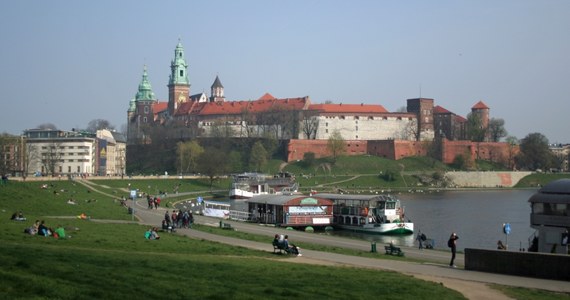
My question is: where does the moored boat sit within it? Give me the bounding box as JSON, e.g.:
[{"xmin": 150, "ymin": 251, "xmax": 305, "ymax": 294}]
[
  {"xmin": 229, "ymin": 172, "xmax": 298, "ymax": 199},
  {"xmin": 314, "ymin": 193, "xmax": 414, "ymax": 235}
]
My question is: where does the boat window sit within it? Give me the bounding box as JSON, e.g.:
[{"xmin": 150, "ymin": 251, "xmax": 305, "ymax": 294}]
[
  {"xmin": 377, "ymin": 202, "xmax": 385, "ymax": 209},
  {"xmin": 386, "ymin": 202, "xmax": 395, "ymax": 210}
]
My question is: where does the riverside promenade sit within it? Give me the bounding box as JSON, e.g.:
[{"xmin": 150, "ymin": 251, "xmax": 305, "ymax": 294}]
[{"xmin": 129, "ymin": 199, "xmax": 570, "ymax": 299}]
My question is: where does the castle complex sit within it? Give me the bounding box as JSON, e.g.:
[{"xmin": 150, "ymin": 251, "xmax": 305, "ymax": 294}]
[{"xmin": 127, "ymin": 41, "xmax": 504, "ymax": 165}]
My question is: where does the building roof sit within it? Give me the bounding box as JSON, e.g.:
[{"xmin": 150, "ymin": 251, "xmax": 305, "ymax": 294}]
[
  {"xmin": 472, "ymin": 100, "xmax": 489, "ymax": 110},
  {"xmin": 211, "ymin": 75, "xmax": 224, "ymax": 88},
  {"xmin": 433, "ymin": 105, "xmax": 453, "ymax": 114},
  {"xmin": 173, "ymin": 95, "xmax": 309, "ymax": 116},
  {"xmin": 152, "ymin": 102, "xmax": 168, "ymax": 115},
  {"xmin": 309, "ymin": 103, "xmax": 388, "ymax": 114}
]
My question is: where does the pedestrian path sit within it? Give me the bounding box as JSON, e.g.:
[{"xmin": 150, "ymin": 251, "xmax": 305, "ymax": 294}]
[
  {"xmin": 130, "ymin": 199, "xmax": 570, "ymax": 296},
  {"xmin": 79, "ymin": 179, "xmax": 570, "ymax": 298}
]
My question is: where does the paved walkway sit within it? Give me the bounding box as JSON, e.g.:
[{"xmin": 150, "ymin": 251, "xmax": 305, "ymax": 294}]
[
  {"xmin": 77, "ymin": 179, "xmax": 569, "ymax": 299},
  {"xmin": 129, "ymin": 200, "xmax": 570, "ymax": 299}
]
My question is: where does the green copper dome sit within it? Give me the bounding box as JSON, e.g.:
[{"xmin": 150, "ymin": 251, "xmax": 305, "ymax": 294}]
[
  {"xmin": 128, "ymin": 98, "xmax": 136, "ymax": 112},
  {"xmin": 169, "ymin": 40, "xmax": 190, "ymax": 85},
  {"xmin": 135, "ymin": 65, "xmax": 156, "ymax": 101}
]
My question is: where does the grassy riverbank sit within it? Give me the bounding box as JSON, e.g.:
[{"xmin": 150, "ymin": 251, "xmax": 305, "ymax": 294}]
[
  {"xmin": 0, "ymin": 181, "xmax": 463, "ymax": 299},
  {"xmin": 1, "ymin": 180, "xmax": 569, "ymax": 299}
]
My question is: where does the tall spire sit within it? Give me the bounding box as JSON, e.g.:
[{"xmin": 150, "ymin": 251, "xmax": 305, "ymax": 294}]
[
  {"xmin": 135, "ymin": 65, "xmax": 155, "ymax": 101},
  {"xmin": 210, "ymin": 75, "xmax": 225, "ymax": 102},
  {"xmin": 169, "ymin": 39, "xmax": 189, "ymax": 85}
]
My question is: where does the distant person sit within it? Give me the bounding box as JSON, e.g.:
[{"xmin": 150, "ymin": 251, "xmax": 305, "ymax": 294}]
[
  {"xmin": 38, "ymin": 220, "xmax": 51, "ymax": 237},
  {"xmin": 416, "ymin": 231, "xmax": 426, "ymax": 250},
  {"xmin": 447, "ymin": 232, "xmax": 459, "ymax": 268},
  {"xmin": 497, "ymin": 240, "xmax": 506, "ymax": 250}
]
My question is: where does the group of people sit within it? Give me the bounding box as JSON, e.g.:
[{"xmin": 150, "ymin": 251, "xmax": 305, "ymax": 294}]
[
  {"xmin": 11, "ymin": 211, "xmax": 26, "ymax": 221},
  {"xmin": 147, "ymin": 195, "xmax": 162, "ymax": 209},
  {"xmin": 163, "ymin": 209, "xmax": 194, "ymax": 231},
  {"xmin": 24, "ymin": 220, "xmax": 66, "ymax": 238},
  {"xmin": 272, "ymin": 234, "xmax": 302, "ymax": 256}
]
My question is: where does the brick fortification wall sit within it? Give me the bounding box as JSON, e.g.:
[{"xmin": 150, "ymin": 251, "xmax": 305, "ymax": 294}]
[
  {"xmin": 441, "ymin": 138, "xmax": 516, "ymax": 166},
  {"xmin": 465, "ymin": 248, "xmax": 570, "ymax": 281},
  {"xmin": 286, "ymin": 139, "xmax": 513, "ymax": 167}
]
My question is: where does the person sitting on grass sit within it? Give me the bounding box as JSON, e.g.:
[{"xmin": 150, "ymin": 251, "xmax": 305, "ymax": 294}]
[
  {"xmin": 54, "ymin": 225, "xmax": 66, "ymax": 239},
  {"xmin": 11, "ymin": 211, "xmax": 26, "ymax": 221}
]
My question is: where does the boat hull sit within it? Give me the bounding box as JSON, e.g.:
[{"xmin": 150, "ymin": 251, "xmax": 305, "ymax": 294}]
[{"xmin": 336, "ymin": 222, "xmax": 414, "ymax": 235}]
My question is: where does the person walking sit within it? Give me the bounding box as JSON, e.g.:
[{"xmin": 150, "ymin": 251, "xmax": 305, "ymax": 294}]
[
  {"xmin": 448, "ymin": 232, "xmax": 459, "ymax": 268},
  {"xmin": 416, "ymin": 231, "xmax": 424, "ymax": 250}
]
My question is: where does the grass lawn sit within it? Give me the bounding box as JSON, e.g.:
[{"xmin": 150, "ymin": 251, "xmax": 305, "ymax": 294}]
[
  {"xmin": 2, "ymin": 178, "xmax": 569, "ymax": 299},
  {"xmin": 0, "ymin": 180, "xmax": 465, "ymax": 299}
]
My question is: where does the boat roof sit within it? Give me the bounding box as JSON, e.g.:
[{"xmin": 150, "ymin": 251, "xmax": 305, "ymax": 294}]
[
  {"xmin": 528, "ymin": 179, "xmax": 570, "ymax": 204},
  {"xmin": 247, "ymin": 194, "xmax": 331, "ymax": 206},
  {"xmin": 203, "ymin": 200, "xmax": 231, "ymax": 207},
  {"xmin": 313, "ymin": 193, "xmax": 398, "ymax": 202}
]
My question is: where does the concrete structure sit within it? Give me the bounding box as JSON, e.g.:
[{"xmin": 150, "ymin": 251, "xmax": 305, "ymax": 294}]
[
  {"xmin": 23, "ymin": 129, "xmax": 126, "ymax": 177},
  {"xmin": 528, "ymin": 179, "xmax": 570, "ymax": 254},
  {"xmin": 465, "ymin": 248, "xmax": 570, "ymax": 281}
]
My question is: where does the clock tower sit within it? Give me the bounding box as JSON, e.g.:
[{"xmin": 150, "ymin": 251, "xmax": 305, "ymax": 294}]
[{"xmin": 168, "ymin": 39, "xmax": 190, "ymax": 115}]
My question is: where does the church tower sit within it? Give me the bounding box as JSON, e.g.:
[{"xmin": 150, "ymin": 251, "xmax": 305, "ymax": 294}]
[
  {"xmin": 127, "ymin": 65, "xmax": 157, "ymax": 144},
  {"xmin": 210, "ymin": 75, "xmax": 225, "ymax": 102},
  {"xmin": 471, "ymin": 100, "xmax": 490, "ymax": 141},
  {"xmin": 168, "ymin": 40, "xmax": 190, "ymax": 115}
]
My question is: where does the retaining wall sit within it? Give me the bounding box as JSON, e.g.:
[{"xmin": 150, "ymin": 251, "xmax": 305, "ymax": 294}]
[{"xmin": 465, "ymin": 248, "xmax": 570, "ymax": 281}]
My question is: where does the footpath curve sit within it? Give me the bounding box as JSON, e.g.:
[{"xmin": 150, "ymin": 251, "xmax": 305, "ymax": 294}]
[{"xmin": 80, "ymin": 179, "xmax": 570, "ymax": 299}]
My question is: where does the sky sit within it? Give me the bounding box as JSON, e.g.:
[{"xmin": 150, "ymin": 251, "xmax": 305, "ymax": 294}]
[{"xmin": 1, "ymin": 1, "xmax": 569, "ymax": 143}]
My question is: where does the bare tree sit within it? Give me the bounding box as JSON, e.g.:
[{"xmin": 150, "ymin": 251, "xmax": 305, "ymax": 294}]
[
  {"xmin": 301, "ymin": 110, "xmax": 319, "ymax": 139},
  {"xmin": 86, "ymin": 119, "xmax": 115, "ymax": 133},
  {"xmin": 37, "ymin": 123, "xmax": 57, "ymax": 130},
  {"xmin": 24, "ymin": 143, "xmax": 40, "ymax": 176},
  {"xmin": 41, "ymin": 141, "xmax": 63, "ymax": 176}
]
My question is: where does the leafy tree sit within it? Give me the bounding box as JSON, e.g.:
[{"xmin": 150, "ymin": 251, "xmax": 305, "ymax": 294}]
[
  {"xmin": 176, "ymin": 140, "xmax": 204, "ymax": 174},
  {"xmin": 227, "ymin": 150, "xmax": 244, "ymax": 173},
  {"xmin": 249, "ymin": 141, "xmax": 268, "ymax": 172},
  {"xmin": 516, "ymin": 133, "xmax": 552, "ymax": 171},
  {"xmin": 196, "ymin": 147, "xmax": 229, "ymax": 189},
  {"xmin": 466, "ymin": 112, "xmax": 487, "ymax": 142},
  {"xmin": 488, "ymin": 118, "xmax": 507, "ymax": 142},
  {"xmin": 327, "ymin": 130, "xmax": 346, "ymax": 163}
]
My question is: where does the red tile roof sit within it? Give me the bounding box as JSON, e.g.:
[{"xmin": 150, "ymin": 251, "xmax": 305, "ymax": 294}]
[
  {"xmin": 152, "ymin": 102, "xmax": 168, "ymax": 115},
  {"xmin": 173, "ymin": 95, "xmax": 310, "ymax": 116},
  {"xmin": 472, "ymin": 100, "xmax": 489, "ymax": 109},
  {"xmin": 433, "ymin": 105, "xmax": 452, "ymax": 114},
  {"xmin": 308, "ymin": 103, "xmax": 388, "ymax": 114}
]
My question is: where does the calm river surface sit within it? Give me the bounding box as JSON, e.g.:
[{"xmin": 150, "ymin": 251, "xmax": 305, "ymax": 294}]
[
  {"xmin": 333, "ymin": 189, "xmax": 539, "ymax": 251},
  {"xmin": 227, "ymin": 189, "xmax": 539, "ymax": 251}
]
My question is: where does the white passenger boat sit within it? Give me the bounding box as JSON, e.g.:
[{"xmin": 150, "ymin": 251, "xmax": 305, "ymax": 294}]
[
  {"xmin": 229, "ymin": 172, "xmax": 298, "ymax": 199},
  {"xmin": 314, "ymin": 193, "xmax": 414, "ymax": 235}
]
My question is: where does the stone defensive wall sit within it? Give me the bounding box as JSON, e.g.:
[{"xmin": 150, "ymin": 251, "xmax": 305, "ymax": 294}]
[{"xmin": 444, "ymin": 171, "xmax": 532, "ymax": 188}]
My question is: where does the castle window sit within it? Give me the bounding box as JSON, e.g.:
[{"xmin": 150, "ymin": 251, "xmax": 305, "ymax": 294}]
[
  {"xmin": 77, "ymin": 166, "xmax": 81, "ymax": 173},
  {"xmin": 368, "ymin": 116, "xmax": 373, "ymax": 120},
  {"xmin": 340, "ymin": 116, "xmax": 345, "ymax": 120},
  {"xmin": 354, "ymin": 116, "xmax": 359, "ymax": 120},
  {"xmin": 383, "ymin": 117, "xmax": 387, "ymax": 120},
  {"xmin": 355, "ymin": 126, "xmax": 358, "ymax": 131},
  {"xmin": 326, "ymin": 129, "xmax": 329, "ymax": 133},
  {"xmin": 143, "ymin": 117, "xmax": 148, "ymax": 123},
  {"xmin": 144, "ymin": 106, "xmax": 149, "ymax": 113},
  {"xmin": 397, "ymin": 117, "xmax": 402, "ymax": 120},
  {"xmin": 180, "ymin": 70, "xmax": 184, "ymax": 77}
]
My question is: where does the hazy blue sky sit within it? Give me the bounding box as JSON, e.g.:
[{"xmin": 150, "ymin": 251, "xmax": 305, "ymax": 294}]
[{"xmin": 1, "ymin": 1, "xmax": 569, "ymax": 143}]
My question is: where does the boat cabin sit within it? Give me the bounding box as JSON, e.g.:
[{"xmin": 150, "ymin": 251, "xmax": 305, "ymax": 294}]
[
  {"xmin": 314, "ymin": 193, "xmax": 405, "ymax": 225},
  {"xmin": 202, "ymin": 200, "xmax": 231, "ymax": 219},
  {"xmin": 247, "ymin": 194, "xmax": 333, "ymax": 228},
  {"xmin": 528, "ymin": 179, "xmax": 570, "ymax": 254}
]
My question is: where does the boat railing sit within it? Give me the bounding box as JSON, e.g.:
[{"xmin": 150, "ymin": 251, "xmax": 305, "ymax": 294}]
[{"xmin": 228, "ymin": 210, "xmax": 250, "ymax": 222}]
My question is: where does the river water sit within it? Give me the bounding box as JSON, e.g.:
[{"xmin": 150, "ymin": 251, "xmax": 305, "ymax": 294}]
[
  {"xmin": 333, "ymin": 189, "xmax": 539, "ymax": 251},
  {"xmin": 228, "ymin": 189, "xmax": 539, "ymax": 251}
]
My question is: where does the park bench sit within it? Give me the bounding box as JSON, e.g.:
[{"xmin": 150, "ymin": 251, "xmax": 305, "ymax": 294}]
[
  {"xmin": 384, "ymin": 244, "xmax": 405, "ymax": 256},
  {"xmin": 272, "ymin": 240, "xmax": 291, "ymax": 254}
]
